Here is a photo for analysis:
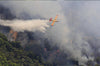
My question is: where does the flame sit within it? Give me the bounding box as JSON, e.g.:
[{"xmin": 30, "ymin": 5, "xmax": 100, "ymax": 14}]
[
  {"xmin": 12, "ymin": 31, "xmax": 17, "ymax": 41},
  {"xmin": 49, "ymin": 49, "xmax": 60, "ymax": 57},
  {"xmin": 44, "ymin": 48, "xmax": 47, "ymax": 52},
  {"xmin": 9, "ymin": 30, "xmax": 18, "ymax": 41}
]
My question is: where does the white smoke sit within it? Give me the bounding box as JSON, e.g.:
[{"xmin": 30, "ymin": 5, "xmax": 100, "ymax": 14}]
[{"xmin": 0, "ymin": 19, "xmax": 49, "ymax": 32}]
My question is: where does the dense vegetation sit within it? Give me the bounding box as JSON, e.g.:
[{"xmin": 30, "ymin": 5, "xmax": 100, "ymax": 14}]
[
  {"xmin": 1, "ymin": 32, "xmax": 100, "ymax": 66},
  {"xmin": 0, "ymin": 33, "xmax": 47, "ymax": 66}
]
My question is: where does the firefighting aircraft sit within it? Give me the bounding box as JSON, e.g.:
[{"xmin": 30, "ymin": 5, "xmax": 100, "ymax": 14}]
[{"xmin": 49, "ymin": 15, "xmax": 59, "ymax": 26}]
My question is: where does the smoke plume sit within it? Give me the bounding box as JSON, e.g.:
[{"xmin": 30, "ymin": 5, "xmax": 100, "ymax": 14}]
[{"xmin": 0, "ymin": 19, "xmax": 49, "ymax": 32}]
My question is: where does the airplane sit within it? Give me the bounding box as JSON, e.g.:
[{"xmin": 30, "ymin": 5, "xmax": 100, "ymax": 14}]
[{"xmin": 49, "ymin": 15, "xmax": 59, "ymax": 26}]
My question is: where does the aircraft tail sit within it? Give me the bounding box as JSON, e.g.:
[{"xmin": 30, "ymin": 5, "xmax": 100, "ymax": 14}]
[{"xmin": 49, "ymin": 18, "xmax": 52, "ymax": 22}]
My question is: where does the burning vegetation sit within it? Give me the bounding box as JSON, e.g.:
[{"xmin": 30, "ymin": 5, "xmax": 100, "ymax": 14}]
[{"xmin": 9, "ymin": 30, "xmax": 18, "ymax": 41}]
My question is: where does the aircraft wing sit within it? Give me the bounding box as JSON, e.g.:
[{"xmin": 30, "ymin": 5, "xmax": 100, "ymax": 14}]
[
  {"xmin": 51, "ymin": 15, "xmax": 58, "ymax": 26},
  {"xmin": 51, "ymin": 20, "xmax": 55, "ymax": 26},
  {"xmin": 54, "ymin": 15, "xmax": 58, "ymax": 21}
]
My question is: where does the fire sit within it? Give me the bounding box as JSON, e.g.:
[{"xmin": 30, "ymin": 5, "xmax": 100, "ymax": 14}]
[
  {"xmin": 12, "ymin": 31, "xmax": 17, "ymax": 41},
  {"xmin": 49, "ymin": 49, "xmax": 60, "ymax": 57},
  {"xmin": 9, "ymin": 30, "xmax": 18, "ymax": 41},
  {"xmin": 44, "ymin": 48, "xmax": 47, "ymax": 52}
]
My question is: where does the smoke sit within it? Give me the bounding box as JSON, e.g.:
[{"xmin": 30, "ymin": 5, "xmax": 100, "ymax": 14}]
[
  {"xmin": 0, "ymin": 19, "xmax": 49, "ymax": 32},
  {"xmin": 0, "ymin": 1, "xmax": 100, "ymax": 65},
  {"xmin": 60, "ymin": 1, "xmax": 100, "ymax": 65}
]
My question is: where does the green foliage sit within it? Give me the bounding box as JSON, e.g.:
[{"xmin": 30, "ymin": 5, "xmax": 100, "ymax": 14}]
[
  {"xmin": 0, "ymin": 33, "xmax": 7, "ymax": 41},
  {"xmin": 10, "ymin": 41, "xmax": 22, "ymax": 49},
  {"xmin": 0, "ymin": 33, "xmax": 45, "ymax": 66}
]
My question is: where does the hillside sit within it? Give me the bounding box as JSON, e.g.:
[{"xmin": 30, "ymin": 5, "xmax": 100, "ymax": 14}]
[{"xmin": 0, "ymin": 32, "xmax": 50, "ymax": 66}]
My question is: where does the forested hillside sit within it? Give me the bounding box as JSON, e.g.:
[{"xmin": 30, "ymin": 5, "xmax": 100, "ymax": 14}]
[{"xmin": 0, "ymin": 32, "xmax": 52, "ymax": 66}]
